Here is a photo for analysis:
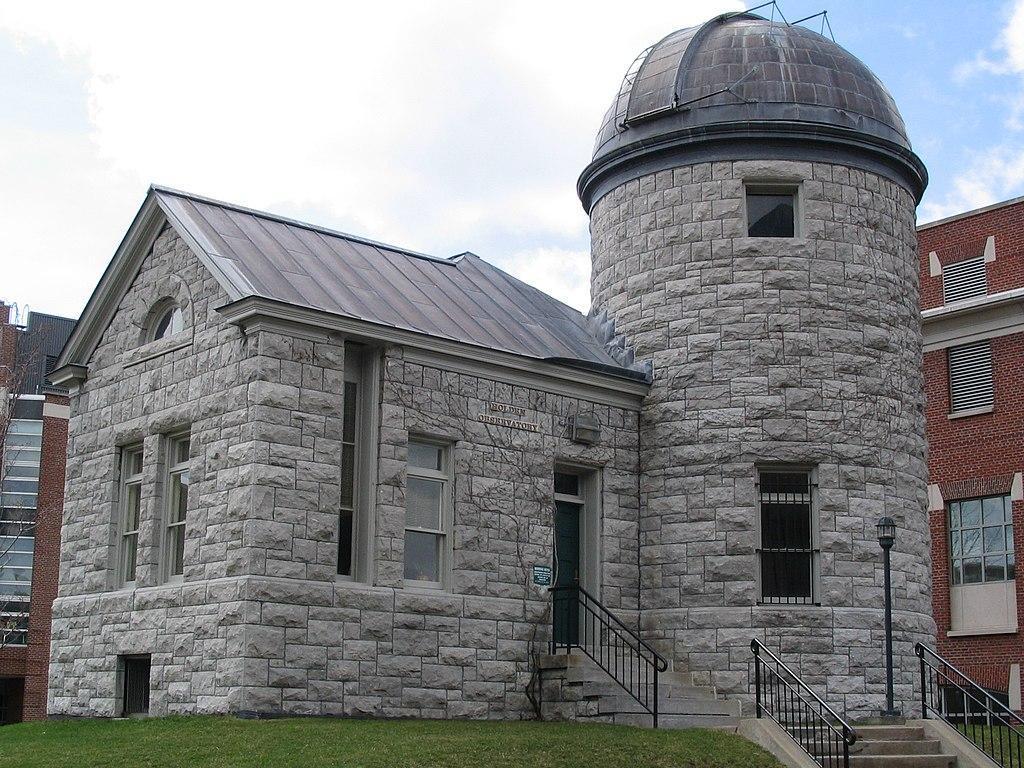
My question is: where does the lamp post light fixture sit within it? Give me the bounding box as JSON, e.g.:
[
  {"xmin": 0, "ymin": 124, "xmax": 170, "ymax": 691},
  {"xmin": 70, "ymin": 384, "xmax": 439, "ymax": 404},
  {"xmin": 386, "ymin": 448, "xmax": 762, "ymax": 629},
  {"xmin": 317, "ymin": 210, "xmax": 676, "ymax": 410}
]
[{"xmin": 876, "ymin": 516, "xmax": 900, "ymax": 718}]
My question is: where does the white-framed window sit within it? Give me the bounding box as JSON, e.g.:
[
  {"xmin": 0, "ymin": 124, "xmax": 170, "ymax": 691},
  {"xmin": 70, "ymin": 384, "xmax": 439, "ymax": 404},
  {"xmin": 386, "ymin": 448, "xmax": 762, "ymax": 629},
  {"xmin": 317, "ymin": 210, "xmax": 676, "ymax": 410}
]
[
  {"xmin": 163, "ymin": 434, "xmax": 190, "ymax": 581},
  {"xmin": 148, "ymin": 303, "xmax": 184, "ymax": 342},
  {"xmin": 950, "ymin": 495, "xmax": 1014, "ymax": 586},
  {"xmin": 745, "ymin": 184, "xmax": 799, "ymax": 237},
  {"xmin": 118, "ymin": 446, "xmax": 144, "ymax": 585},
  {"xmin": 948, "ymin": 340, "xmax": 994, "ymax": 415},
  {"xmin": 757, "ymin": 468, "xmax": 818, "ymax": 605},
  {"xmin": 403, "ymin": 439, "xmax": 451, "ymax": 589}
]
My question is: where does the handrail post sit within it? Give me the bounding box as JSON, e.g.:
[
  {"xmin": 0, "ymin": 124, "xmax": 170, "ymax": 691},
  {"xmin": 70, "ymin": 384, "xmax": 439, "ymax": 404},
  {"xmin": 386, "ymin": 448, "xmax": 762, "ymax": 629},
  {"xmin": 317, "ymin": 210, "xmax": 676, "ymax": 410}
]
[
  {"xmin": 843, "ymin": 725, "xmax": 850, "ymax": 768},
  {"xmin": 752, "ymin": 640, "xmax": 763, "ymax": 719},
  {"xmin": 917, "ymin": 644, "xmax": 927, "ymax": 719},
  {"xmin": 653, "ymin": 665, "xmax": 659, "ymax": 729}
]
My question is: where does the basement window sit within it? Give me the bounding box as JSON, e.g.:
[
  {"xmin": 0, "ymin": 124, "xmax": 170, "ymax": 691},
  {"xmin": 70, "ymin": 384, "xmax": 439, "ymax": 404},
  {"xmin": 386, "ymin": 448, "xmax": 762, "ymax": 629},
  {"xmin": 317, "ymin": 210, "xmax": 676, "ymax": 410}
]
[
  {"xmin": 120, "ymin": 655, "xmax": 151, "ymax": 717},
  {"xmin": 746, "ymin": 186, "xmax": 797, "ymax": 237}
]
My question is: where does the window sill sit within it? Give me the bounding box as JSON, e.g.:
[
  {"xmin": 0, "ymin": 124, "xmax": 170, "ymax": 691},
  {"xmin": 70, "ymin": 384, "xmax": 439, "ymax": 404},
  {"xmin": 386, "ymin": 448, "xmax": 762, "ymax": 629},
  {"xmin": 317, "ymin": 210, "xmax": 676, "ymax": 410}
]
[
  {"xmin": 122, "ymin": 331, "xmax": 193, "ymax": 369},
  {"xmin": 947, "ymin": 627, "xmax": 1018, "ymax": 637},
  {"xmin": 755, "ymin": 602, "xmax": 823, "ymax": 609},
  {"xmin": 949, "ymin": 405, "xmax": 994, "ymax": 420}
]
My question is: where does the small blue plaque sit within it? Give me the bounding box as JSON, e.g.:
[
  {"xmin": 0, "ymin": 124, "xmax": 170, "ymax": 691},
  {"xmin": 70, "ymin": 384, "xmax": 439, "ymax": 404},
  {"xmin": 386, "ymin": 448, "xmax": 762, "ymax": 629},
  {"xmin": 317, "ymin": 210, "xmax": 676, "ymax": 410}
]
[{"xmin": 532, "ymin": 565, "xmax": 552, "ymax": 586}]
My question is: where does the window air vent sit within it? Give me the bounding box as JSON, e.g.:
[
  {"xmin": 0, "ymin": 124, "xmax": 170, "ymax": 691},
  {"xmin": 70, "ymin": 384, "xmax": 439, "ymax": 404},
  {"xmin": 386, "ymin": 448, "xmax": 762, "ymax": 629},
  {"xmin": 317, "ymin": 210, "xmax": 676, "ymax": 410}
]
[
  {"xmin": 942, "ymin": 257, "xmax": 988, "ymax": 305},
  {"xmin": 949, "ymin": 341, "xmax": 994, "ymax": 413}
]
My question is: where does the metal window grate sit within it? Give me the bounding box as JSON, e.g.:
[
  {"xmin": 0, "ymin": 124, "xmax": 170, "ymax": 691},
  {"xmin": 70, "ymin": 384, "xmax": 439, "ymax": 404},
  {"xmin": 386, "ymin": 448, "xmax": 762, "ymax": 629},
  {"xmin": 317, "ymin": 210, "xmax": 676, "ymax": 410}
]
[
  {"xmin": 121, "ymin": 656, "xmax": 151, "ymax": 716},
  {"xmin": 942, "ymin": 257, "xmax": 988, "ymax": 305},
  {"xmin": 949, "ymin": 341, "xmax": 994, "ymax": 413},
  {"xmin": 758, "ymin": 471, "xmax": 816, "ymax": 605}
]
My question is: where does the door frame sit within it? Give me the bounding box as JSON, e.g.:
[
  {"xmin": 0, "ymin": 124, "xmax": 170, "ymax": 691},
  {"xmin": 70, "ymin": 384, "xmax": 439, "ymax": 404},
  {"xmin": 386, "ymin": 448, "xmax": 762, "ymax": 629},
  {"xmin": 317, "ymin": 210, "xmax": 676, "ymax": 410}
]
[{"xmin": 553, "ymin": 464, "xmax": 602, "ymax": 597}]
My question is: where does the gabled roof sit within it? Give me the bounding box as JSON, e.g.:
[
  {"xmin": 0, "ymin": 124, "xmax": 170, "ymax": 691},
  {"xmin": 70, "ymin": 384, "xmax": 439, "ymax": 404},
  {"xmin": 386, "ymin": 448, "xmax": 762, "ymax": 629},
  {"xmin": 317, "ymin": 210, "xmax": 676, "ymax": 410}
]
[{"xmin": 56, "ymin": 186, "xmax": 648, "ymax": 385}]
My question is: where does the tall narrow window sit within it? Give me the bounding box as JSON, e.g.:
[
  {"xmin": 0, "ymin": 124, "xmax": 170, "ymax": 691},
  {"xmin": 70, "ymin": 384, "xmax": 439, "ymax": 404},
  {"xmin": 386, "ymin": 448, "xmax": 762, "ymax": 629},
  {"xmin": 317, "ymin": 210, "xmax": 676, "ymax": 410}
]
[
  {"xmin": 746, "ymin": 185, "xmax": 797, "ymax": 237},
  {"xmin": 0, "ymin": 418, "xmax": 40, "ymax": 646},
  {"xmin": 758, "ymin": 469, "xmax": 816, "ymax": 605},
  {"xmin": 164, "ymin": 435, "xmax": 190, "ymax": 580},
  {"xmin": 949, "ymin": 340, "xmax": 994, "ymax": 414},
  {"xmin": 119, "ymin": 447, "xmax": 144, "ymax": 585},
  {"xmin": 404, "ymin": 440, "xmax": 450, "ymax": 589}
]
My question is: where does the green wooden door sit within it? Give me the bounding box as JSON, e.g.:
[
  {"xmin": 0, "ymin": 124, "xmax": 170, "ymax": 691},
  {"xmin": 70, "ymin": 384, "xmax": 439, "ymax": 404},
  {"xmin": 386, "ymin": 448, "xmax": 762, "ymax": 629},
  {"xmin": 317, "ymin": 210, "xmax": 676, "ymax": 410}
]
[{"xmin": 553, "ymin": 499, "xmax": 581, "ymax": 646}]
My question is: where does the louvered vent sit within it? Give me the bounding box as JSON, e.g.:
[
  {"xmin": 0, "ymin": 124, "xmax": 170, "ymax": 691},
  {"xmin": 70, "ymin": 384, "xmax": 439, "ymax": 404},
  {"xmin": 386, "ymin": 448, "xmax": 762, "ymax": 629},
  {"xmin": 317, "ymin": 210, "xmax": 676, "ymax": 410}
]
[
  {"xmin": 949, "ymin": 341, "xmax": 994, "ymax": 413},
  {"xmin": 942, "ymin": 257, "xmax": 988, "ymax": 304}
]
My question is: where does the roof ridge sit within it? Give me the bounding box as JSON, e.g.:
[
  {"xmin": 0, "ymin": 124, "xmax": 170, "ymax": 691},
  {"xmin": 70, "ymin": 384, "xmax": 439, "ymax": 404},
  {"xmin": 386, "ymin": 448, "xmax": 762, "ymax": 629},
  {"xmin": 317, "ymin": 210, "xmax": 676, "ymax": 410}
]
[{"xmin": 150, "ymin": 184, "xmax": 460, "ymax": 266}]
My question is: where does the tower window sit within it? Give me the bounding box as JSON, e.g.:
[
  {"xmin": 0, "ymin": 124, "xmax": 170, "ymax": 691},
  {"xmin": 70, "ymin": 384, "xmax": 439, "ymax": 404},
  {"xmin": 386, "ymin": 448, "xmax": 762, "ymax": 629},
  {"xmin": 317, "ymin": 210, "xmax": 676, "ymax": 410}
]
[
  {"xmin": 746, "ymin": 186, "xmax": 797, "ymax": 237},
  {"xmin": 758, "ymin": 469, "xmax": 817, "ymax": 604}
]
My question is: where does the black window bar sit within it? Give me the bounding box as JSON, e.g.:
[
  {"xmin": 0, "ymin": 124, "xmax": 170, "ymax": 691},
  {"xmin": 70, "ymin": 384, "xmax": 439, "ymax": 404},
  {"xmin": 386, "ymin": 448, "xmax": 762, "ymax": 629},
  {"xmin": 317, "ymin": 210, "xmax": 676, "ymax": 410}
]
[
  {"xmin": 917, "ymin": 642, "xmax": 1024, "ymax": 767},
  {"xmin": 550, "ymin": 584, "xmax": 668, "ymax": 728},
  {"xmin": 752, "ymin": 639, "xmax": 857, "ymax": 768}
]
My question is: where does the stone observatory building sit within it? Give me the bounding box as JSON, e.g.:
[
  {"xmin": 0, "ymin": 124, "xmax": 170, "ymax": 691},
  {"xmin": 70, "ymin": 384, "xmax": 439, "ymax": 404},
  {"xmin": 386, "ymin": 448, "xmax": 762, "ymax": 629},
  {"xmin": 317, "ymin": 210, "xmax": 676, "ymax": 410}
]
[{"xmin": 48, "ymin": 11, "xmax": 933, "ymax": 724}]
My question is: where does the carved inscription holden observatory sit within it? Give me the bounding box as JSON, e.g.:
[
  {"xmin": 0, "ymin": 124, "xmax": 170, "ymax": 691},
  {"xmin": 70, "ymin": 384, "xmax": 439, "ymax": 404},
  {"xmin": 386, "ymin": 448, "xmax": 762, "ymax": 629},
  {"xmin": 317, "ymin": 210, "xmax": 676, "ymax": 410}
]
[{"xmin": 478, "ymin": 402, "xmax": 539, "ymax": 432}]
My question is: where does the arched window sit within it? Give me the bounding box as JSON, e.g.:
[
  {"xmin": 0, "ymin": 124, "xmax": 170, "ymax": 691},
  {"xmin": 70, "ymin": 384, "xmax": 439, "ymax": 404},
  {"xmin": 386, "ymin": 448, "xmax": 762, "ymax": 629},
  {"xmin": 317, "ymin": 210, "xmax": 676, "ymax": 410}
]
[{"xmin": 150, "ymin": 305, "xmax": 184, "ymax": 341}]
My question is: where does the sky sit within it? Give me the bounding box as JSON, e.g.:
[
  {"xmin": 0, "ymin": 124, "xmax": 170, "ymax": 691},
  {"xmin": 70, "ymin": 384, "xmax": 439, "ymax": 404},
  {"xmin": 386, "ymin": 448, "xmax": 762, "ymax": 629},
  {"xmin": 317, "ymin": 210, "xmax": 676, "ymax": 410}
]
[{"xmin": 2, "ymin": 0, "xmax": 1023, "ymax": 320}]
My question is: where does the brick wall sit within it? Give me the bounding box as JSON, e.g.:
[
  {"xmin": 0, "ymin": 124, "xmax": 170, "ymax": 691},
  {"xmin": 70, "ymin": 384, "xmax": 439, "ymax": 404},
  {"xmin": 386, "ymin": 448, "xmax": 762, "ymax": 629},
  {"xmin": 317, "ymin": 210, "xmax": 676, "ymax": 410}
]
[{"xmin": 920, "ymin": 198, "xmax": 1024, "ymax": 702}]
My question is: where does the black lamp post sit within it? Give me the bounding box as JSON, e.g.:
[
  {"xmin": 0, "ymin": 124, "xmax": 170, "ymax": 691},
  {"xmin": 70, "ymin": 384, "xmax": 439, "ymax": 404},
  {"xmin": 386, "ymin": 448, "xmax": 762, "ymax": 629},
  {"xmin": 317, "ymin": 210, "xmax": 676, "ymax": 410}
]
[{"xmin": 876, "ymin": 516, "xmax": 900, "ymax": 718}]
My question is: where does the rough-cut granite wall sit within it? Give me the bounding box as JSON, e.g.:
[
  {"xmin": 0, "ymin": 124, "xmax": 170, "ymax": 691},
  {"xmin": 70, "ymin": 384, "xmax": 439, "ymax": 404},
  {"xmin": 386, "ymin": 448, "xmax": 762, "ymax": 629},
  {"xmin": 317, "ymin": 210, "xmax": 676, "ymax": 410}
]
[
  {"xmin": 49, "ymin": 226, "xmax": 641, "ymax": 718},
  {"xmin": 589, "ymin": 159, "xmax": 934, "ymax": 716}
]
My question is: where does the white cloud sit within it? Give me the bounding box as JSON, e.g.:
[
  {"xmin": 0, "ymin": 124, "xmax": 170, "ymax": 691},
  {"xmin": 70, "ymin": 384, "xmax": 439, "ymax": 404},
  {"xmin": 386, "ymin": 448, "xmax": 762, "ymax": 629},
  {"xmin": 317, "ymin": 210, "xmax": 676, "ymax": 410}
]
[
  {"xmin": 0, "ymin": 0, "xmax": 741, "ymax": 316},
  {"xmin": 919, "ymin": 144, "xmax": 1024, "ymax": 223},
  {"xmin": 501, "ymin": 246, "xmax": 592, "ymax": 314}
]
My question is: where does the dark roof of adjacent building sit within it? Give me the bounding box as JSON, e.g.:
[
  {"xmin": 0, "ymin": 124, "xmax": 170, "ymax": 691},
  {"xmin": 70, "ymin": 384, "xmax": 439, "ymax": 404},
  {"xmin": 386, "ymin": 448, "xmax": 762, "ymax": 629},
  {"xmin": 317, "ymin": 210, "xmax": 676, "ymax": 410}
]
[
  {"xmin": 579, "ymin": 11, "xmax": 927, "ymax": 209},
  {"xmin": 154, "ymin": 187, "xmax": 644, "ymax": 379},
  {"xmin": 17, "ymin": 311, "xmax": 77, "ymax": 394}
]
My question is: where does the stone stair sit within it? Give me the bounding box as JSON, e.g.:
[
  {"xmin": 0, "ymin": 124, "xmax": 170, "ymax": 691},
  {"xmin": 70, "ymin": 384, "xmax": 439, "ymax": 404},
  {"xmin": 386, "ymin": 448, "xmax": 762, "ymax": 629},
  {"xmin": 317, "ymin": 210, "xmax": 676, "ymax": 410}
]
[
  {"xmin": 536, "ymin": 652, "xmax": 742, "ymax": 729},
  {"xmin": 846, "ymin": 724, "xmax": 957, "ymax": 768}
]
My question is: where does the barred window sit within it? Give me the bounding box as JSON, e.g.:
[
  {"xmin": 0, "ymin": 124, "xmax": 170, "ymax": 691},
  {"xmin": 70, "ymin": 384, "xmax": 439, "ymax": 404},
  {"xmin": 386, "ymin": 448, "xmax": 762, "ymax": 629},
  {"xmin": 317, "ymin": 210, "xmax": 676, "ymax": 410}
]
[
  {"xmin": 949, "ymin": 495, "xmax": 1014, "ymax": 586},
  {"xmin": 758, "ymin": 470, "xmax": 817, "ymax": 605},
  {"xmin": 948, "ymin": 341, "xmax": 994, "ymax": 414}
]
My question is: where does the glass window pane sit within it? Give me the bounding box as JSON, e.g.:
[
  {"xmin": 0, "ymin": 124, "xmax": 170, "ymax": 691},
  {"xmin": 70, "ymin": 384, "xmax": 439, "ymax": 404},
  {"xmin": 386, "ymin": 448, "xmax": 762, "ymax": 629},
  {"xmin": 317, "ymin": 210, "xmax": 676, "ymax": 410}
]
[
  {"xmin": 760, "ymin": 551, "xmax": 812, "ymax": 600},
  {"xmin": 950, "ymin": 532, "xmax": 961, "ymax": 557},
  {"xmin": 170, "ymin": 473, "xmax": 188, "ymax": 525},
  {"xmin": 404, "ymin": 530, "xmax": 440, "ymax": 582},
  {"xmin": 174, "ymin": 439, "xmax": 190, "ymax": 466},
  {"xmin": 747, "ymin": 192, "xmax": 795, "ymax": 237},
  {"xmin": 0, "ymin": 552, "xmax": 33, "ymax": 568},
  {"xmin": 343, "ymin": 382, "xmax": 358, "ymax": 443},
  {"xmin": 125, "ymin": 484, "xmax": 141, "ymax": 531},
  {"xmin": 4, "ymin": 465, "xmax": 38, "ymax": 478},
  {"xmin": 338, "ymin": 510, "xmax": 353, "ymax": 577},
  {"xmin": 983, "ymin": 497, "xmax": 1005, "ymax": 525},
  {"xmin": 951, "ymin": 560, "xmax": 962, "ymax": 585},
  {"xmin": 949, "ymin": 503, "xmax": 961, "ymax": 531},
  {"xmin": 961, "ymin": 528, "xmax": 982, "ymax": 556},
  {"xmin": 3, "ymin": 480, "xmax": 38, "ymax": 494},
  {"xmin": 554, "ymin": 472, "xmax": 580, "ymax": 497},
  {"xmin": 1007, "ymin": 526, "xmax": 1015, "ymax": 553},
  {"xmin": 408, "ymin": 442, "xmax": 442, "ymax": 471},
  {"xmin": 341, "ymin": 444, "xmax": 356, "ymax": 509},
  {"xmin": 1008, "ymin": 553, "xmax": 1016, "ymax": 580},
  {"xmin": 406, "ymin": 477, "xmax": 442, "ymax": 530},
  {"xmin": 984, "ymin": 556, "xmax": 1006, "ymax": 582},
  {"xmin": 123, "ymin": 533, "xmax": 138, "ymax": 582},
  {"xmin": 170, "ymin": 526, "xmax": 185, "ymax": 577},
  {"xmin": 961, "ymin": 499, "xmax": 982, "ymax": 528},
  {"xmin": 962, "ymin": 558, "xmax": 983, "ymax": 584},
  {"xmin": 5, "ymin": 434, "xmax": 41, "ymax": 448},
  {"xmin": 984, "ymin": 526, "xmax": 1004, "ymax": 554},
  {"xmin": 8, "ymin": 421, "xmax": 43, "ymax": 435}
]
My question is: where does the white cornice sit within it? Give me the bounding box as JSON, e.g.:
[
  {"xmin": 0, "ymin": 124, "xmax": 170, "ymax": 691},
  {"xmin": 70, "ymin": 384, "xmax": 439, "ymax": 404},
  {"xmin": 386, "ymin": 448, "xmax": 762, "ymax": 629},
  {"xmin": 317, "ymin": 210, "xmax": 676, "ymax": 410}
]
[
  {"xmin": 217, "ymin": 296, "xmax": 650, "ymax": 410},
  {"xmin": 922, "ymin": 288, "xmax": 1024, "ymax": 352}
]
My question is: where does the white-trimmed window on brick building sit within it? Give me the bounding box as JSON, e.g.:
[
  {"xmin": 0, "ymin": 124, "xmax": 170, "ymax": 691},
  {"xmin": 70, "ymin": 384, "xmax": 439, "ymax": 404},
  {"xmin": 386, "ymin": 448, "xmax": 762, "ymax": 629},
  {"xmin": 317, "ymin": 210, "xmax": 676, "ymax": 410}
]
[
  {"xmin": 338, "ymin": 343, "xmax": 379, "ymax": 582},
  {"xmin": 942, "ymin": 256, "xmax": 988, "ymax": 305},
  {"xmin": 948, "ymin": 340, "xmax": 994, "ymax": 416},
  {"xmin": 162, "ymin": 433, "xmax": 190, "ymax": 581},
  {"xmin": 403, "ymin": 439, "xmax": 451, "ymax": 590},
  {"xmin": 118, "ymin": 446, "xmax": 144, "ymax": 586},
  {"xmin": 1, "ymin": 417, "xmax": 42, "ymax": 646},
  {"xmin": 757, "ymin": 468, "xmax": 818, "ymax": 605},
  {"xmin": 948, "ymin": 495, "xmax": 1017, "ymax": 634}
]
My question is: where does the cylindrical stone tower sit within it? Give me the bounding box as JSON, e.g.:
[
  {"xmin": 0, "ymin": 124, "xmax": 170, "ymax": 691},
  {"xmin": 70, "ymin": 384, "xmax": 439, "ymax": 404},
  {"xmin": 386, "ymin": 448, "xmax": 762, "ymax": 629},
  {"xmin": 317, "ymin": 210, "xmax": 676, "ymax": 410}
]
[{"xmin": 579, "ymin": 12, "xmax": 933, "ymax": 717}]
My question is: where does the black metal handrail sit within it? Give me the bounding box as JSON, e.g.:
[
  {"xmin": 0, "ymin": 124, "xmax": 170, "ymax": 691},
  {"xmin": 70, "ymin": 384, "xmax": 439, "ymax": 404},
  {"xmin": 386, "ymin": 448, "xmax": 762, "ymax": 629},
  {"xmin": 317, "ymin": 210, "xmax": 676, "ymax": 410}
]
[
  {"xmin": 752, "ymin": 639, "xmax": 857, "ymax": 768},
  {"xmin": 550, "ymin": 584, "xmax": 668, "ymax": 727},
  {"xmin": 917, "ymin": 642, "xmax": 1024, "ymax": 766}
]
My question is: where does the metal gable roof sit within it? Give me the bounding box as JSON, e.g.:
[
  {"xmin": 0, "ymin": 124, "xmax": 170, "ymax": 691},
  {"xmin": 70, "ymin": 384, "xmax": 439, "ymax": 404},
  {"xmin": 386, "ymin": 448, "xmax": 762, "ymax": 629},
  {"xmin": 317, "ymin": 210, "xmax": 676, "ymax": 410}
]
[{"xmin": 152, "ymin": 187, "xmax": 633, "ymax": 374}]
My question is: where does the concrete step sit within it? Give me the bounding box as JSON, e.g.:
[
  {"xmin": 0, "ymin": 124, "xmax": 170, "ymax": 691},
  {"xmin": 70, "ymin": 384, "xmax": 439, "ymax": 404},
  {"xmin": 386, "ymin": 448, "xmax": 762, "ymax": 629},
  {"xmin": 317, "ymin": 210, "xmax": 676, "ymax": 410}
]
[
  {"xmin": 596, "ymin": 694, "xmax": 741, "ymax": 717},
  {"xmin": 848, "ymin": 755, "xmax": 955, "ymax": 768},
  {"xmin": 611, "ymin": 712, "xmax": 743, "ymax": 730},
  {"xmin": 852, "ymin": 739, "xmax": 943, "ymax": 756},
  {"xmin": 564, "ymin": 664, "xmax": 693, "ymax": 685},
  {"xmin": 580, "ymin": 679, "xmax": 716, "ymax": 700},
  {"xmin": 854, "ymin": 725, "xmax": 926, "ymax": 741}
]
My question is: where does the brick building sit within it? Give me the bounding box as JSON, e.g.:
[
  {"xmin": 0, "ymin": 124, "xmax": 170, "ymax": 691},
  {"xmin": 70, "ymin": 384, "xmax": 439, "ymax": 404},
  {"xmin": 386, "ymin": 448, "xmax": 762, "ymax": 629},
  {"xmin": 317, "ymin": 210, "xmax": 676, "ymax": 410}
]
[
  {"xmin": 0, "ymin": 303, "xmax": 74, "ymax": 723},
  {"xmin": 919, "ymin": 197, "xmax": 1024, "ymax": 711}
]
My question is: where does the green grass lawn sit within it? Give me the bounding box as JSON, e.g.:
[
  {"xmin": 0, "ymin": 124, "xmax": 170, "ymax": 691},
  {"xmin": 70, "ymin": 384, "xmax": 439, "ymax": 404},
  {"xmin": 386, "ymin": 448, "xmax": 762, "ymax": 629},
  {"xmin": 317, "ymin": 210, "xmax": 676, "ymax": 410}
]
[{"xmin": 0, "ymin": 716, "xmax": 782, "ymax": 768}]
